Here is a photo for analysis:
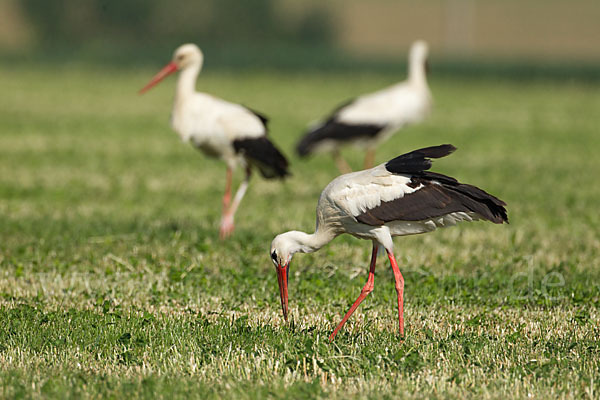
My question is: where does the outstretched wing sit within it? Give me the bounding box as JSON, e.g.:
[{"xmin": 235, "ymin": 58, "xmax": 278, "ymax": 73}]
[{"xmin": 329, "ymin": 145, "xmax": 507, "ymax": 225}]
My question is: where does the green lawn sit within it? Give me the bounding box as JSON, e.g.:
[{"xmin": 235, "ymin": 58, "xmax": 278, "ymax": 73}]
[{"xmin": 0, "ymin": 64, "xmax": 599, "ymax": 399}]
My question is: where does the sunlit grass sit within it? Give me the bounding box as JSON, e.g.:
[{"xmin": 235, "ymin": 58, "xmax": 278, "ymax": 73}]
[{"xmin": 0, "ymin": 65, "xmax": 599, "ymax": 398}]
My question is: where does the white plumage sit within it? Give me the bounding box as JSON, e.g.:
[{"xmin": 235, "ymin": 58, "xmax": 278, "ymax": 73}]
[
  {"xmin": 140, "ymin": 44, "xmax": 289, "ymax": 239},
  {"xmin": 313, "ymin": 164, "xmax": 478, "ymax": 251},
  {"xmin": 270, "ymin": 145, "xmax": 507, "ymax": 340},
  {"xmin": 296, "ymin": 40, "xmax": 432, "ymax": 172},
  {"xmin": 172, "ymin": 92, "xmax": 266, "ymax": 163},
  {"xmin": 320, "ymin": 167, "xmax": 423, "ymax": 219},
  {"xmin": 335, "ymin": 81, "xmax": 430, "ymax": 128}
]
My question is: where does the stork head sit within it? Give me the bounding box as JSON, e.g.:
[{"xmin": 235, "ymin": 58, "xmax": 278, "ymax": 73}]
[
  {"xmin": 139, "ymin": 43, "xmax": 204, "ymax": 94},
  {"xmin": 270, "ymin": 231, "xmax": 312, "ymax": 322},
  {"xmin": 270, "ymin": 235, "xmax": 294, "ymax": 322},
  {"xmin": 409, "ymin": 40, "xmax": 429, "ymax": 62},
  {"xmin": 172, "ymin": 43, "xmax": 204, "ymax": 70}
]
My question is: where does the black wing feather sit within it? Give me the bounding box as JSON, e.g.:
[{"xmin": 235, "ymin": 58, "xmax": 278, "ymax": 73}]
[
  {"xmin": 356, "ymin": 177, "xmax": 507, "ymax": 225},
  {"xmin": 296, "ymin": 98, "xmax": 386, "ymax": 157},
  {"xmin": 356, "ymin": 145, "xmax": 508, "ymax": 225},
  {"xmin": 244, "ymin": 106, "xmax": 269, "ymax": 128},
  {"xmin": 233, "ymin": 137, "xmax": 290, "ymax": 179},
  {"xmin": 296, "ymin": 121, "xmax": 385, "ymax": 157},
  {"xmin": 385, "ymin": 144, "xmax": 456, "ymax": 174},
  {"xmin": 357, "ymin": 184, "xmax": 464, "ymax": 225}
]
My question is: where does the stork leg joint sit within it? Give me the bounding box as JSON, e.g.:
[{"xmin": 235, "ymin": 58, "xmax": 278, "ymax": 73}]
[
  {"xmin": 394, "ymin": 278, "xmax": 404, "ymax": 293},
  {"xmin": 222, "ymin": 192, "xmax": 231, "ymax": 209},
  {"xmin": 360, "ymin": 281, "xmax": 374, "ymax": 296}
]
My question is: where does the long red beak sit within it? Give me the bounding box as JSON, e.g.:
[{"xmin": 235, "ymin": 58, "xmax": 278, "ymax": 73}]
[
  {"xmin": 139, "ymin": 62, "xmax": 178, "ymax": 94},
  {"xmin": 276, "ymin": 263, "xmax": 289, "ymax": 321}
]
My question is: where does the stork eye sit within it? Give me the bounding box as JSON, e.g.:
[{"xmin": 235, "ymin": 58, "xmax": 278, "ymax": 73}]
[{"xmin": 271, "ymin": 251, "xmax": 277, "ymax": 262}]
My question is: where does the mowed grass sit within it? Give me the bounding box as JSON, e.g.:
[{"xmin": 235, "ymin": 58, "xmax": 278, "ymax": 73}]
[{"xmin": 0, "ymin": 63, "xmax": 599, "ymax": 399}]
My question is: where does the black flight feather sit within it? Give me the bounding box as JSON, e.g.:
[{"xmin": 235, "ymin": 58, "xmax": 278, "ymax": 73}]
[
  {"xmin": 385, "ymin": 144, "xmax": 456, "ymax": 174},
  {"xmin": 296, "ymin": 97, "xmax": 387, "ymax": 157},
  {"xmin": 244, "ymin": 106, "xmax": 269, "ymax": 128},
  {"xmin": 357, "ymin": 145, "xmax": 508, "ymax": 226},
  {"xmin": 296, "ymin": 121, "xmax": 385, "ymax": 157},
  {"xmin": 356, "ymin": 176, "xmax": 508, "ymax": 226},
  {"xmin": 233, "ymin": 137, "xmax": 290, "ymax": 179}
]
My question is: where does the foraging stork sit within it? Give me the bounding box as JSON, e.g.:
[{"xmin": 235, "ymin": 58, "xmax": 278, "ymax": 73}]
[
  {"xmin": 140, "ymin": 44, "xmax": 290, "ymax": 239},
  {"xmin": 270, "ymin": 144, "xmax": 507, "ymax": 340},
  {"xmin": 296, "ymin": 40, "xmax": 432, "ymax": 173}
]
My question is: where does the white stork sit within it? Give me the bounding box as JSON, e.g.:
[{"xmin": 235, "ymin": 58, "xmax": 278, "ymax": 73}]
[
  {"xmin": 296, "ymin": 40, "xmax": 432, "ymax": 173},
  {"xmin": 140, "ymin": 44, "xmax": 290, "ymax": 239},
  {"xmin": 270, "ymin": 144, "xmax": 507, "ymax": 340}
]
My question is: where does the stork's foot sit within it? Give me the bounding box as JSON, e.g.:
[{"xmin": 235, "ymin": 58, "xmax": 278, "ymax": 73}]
[{"xmin": 219, "ymin": 214, "xmax": 235, "ymax": 239}]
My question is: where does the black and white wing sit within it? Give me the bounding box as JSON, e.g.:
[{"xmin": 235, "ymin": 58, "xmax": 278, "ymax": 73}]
[
  {"xmin": 296, "ymin": 83, "xmax": 431, "ymax": 157},
  {"xmin": 233, "ymin": 135, "xmax": 290, "ymax": 179},
  {"xmin": 296, "ymin": 97, "xmax": 386, "ymax": 157},
  {"xmin": 206, "ymin": 97, "xmax": 290, "ymax": 179},
  {"xmin": 230, "ymin": 106, "xmax": 289, "ymax": 179},
  {"xmin": 329, "ymin": 145, "xmax": 507, "ymax": 226}
]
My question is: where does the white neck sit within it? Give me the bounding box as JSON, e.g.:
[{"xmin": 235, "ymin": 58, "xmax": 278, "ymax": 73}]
[
  {"xmin": 285, "ymin": 228, "xmax": 337, "ymax": 255},
  {"xmin": 175, "ymin": 63, "xmax": 201, "ymax": 102},
  {"xmin": 408, "ymin": 55, "xmax": 427, "ymax": 86}
]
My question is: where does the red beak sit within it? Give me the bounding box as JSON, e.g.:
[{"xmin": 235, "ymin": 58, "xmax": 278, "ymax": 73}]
[
  {"xmin": 139, "ymin": 61, "xmax": 178, "ymax": 94},
  {"xmin": 276, "ymin": 263, "xmax": 289, "ymax": 321}
]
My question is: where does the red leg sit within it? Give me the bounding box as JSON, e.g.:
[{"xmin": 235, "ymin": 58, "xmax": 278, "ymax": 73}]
[
  {"xmin": 387, "ymin": 250, "xmax": 405, "ymax": 337},
  {"xmin": 222, "ymin": 167, "xmax": 233, "ymax": 215},
  {"xmin": 329, "ymin": 243, "xmax": 378, "ymax": 341},
  {"xmin": 219, "ymin": 167, "xmax": 251, "ymax": 240}
]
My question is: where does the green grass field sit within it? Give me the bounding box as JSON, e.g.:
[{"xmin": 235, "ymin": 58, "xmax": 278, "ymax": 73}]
[{"xmin": 0, "ymin": 64, "xmax": 599, "ymax": 399}]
